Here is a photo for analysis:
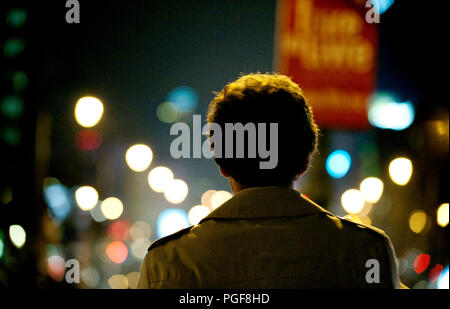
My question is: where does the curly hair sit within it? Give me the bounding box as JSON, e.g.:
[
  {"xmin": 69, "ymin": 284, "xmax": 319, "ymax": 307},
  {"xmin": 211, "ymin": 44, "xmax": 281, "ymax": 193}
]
[{"xmin": 207, "ymin": 73, "xmax": 319, "ymax": 187}]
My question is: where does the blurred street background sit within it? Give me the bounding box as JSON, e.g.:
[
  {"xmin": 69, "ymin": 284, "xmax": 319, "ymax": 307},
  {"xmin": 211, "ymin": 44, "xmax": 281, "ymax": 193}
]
[{"xmin": 0, "ymin": 0, "xmax": 448, "ymax": 289}]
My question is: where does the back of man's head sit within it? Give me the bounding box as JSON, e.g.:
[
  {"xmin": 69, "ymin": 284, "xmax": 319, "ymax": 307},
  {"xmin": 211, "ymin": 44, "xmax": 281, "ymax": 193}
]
[{"xmin": 207, "ymin": 73, "xmax": 319, "ymax": 187}]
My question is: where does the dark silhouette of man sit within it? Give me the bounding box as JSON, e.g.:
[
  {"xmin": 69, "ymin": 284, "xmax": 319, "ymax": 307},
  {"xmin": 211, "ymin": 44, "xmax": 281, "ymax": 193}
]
[{"xmin": 138, "ymin": 73, "xmax": 405, "ymax": 288}]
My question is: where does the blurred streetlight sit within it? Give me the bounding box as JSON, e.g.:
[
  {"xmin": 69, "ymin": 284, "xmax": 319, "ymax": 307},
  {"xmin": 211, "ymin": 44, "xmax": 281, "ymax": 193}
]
[
  {"xmin": 341, "ymin": 189, "xmax": 365, "ymax": 214},
  {"xmin": 210, "ymin": 190, "xmax": 233, "ymax": 210},
  {"xmin": 188, "ymin": 205, "xmax": 210, "ymax": 225},
  {"xmin": 389, "ymin": 157, "xmax": 413, "ymax": 185},
  {"xmin": 75, "ymin": 186, "xmax": 99, "ymax": 211},
  {"xmin": 163, "ymin": 179, "xmax": 188, "ymax": 204},
  {"xmin": 101, "ymin": 197, "xmax": 124, "ymax": 220},
  {"xmin": 147, "ymin": 166, "xmax": 174, "ymax": 192},
  {"xmin": 74, "ymin": 96, "xmax": 104, "ymax": 128},
  {"xmin": 359, "ymin": 177, "xmax": 384, "ymax": 203},
  {"xmin": 125, "ymin": 144, "xmax": 153, "ymax": 172},
  {"xmin": 409, "ymin": 210, "xmax": 427, "ymax": 234},
  {"xmin": 9, "ymin": 224, "xmax": 26, "ymax": 249},
  {"xmin": 437, "ymin": 203, "xmax": 449, "ymax": 228}
]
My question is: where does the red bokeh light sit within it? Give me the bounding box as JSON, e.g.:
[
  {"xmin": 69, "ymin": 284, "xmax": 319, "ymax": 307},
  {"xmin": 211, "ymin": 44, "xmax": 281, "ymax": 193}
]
[
  {"xmin": 429, "ymin": 264, "xmax": 444, "ymax": 283},
  {"xmin": 414, "ymin": 253, "xmax": 430, "ymax": 274},
  {"xmin": 106, "ymin": 241, "xmax": 128, "ymax": 264},
  {"xmin": 107, "ymin": 220, "xmax": 131, "ymax": 241},
  {"xmin": 76, "ymin": 129, "xmax": 102, "ymax": 151},
  {"xmin": 47, "ymin": 255, "xmax": 65, "ymax": 282}
]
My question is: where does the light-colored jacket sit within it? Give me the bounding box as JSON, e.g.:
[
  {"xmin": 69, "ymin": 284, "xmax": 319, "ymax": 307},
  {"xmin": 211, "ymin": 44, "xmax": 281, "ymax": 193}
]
[{"xmin": 138, "ymin": 186, "xmax": 403, "ymax": 288}]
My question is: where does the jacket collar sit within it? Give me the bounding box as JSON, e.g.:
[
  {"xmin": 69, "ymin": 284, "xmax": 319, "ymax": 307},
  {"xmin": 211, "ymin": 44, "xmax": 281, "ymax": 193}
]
[{"xmin": 199, "ymin": 186, "xmax": 331, "ymax": 223}]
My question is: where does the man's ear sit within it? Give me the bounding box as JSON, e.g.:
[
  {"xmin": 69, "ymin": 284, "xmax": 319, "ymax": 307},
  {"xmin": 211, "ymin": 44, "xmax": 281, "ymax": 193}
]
[{"xmin": 219, "ymin": 166, "xmax": 230, "ymax": 178}]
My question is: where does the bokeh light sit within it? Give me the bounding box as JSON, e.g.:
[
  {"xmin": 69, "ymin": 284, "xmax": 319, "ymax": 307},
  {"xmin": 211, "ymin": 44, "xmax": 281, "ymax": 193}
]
[
  {"xmin": 129, "ymin": 221, "xmax": 151, "ymax": 240},
  {"xmin": 413, "ymin": 253, "xmax": 430, "ymax": 274},
  {"xmin": 9, "ymin": 224, "xmax": 26, "ymax": 249},
  {"xmin": 107, "ymin": 220, "xmax": 131, "ymax": 241},
  {"xmin": 326, "ymin": 150, "xmax": 351, "ymax": 178},
  {"xmin": 101, "ymin": 197, "xmax": 124, "ymax": 220},
  {"xmin": 3, "ymin": 38, "xmax": 25, "ymax": 58},
  {"xmin": 125, "ymin": 144, "xmax": 153, "ymax": 172},
  {"xmin": 47, "ymin": 255, "xmax": 65, "ymax": 282},
  {"xmin": 43, "ymin": 183, "xmax": 72, "ymax": 221},
  {"xmin": 75, "ymin": 129, "xmax": 102, "ymax": 151},
  {"xmin": 166, "ymin": 86, "xmax": 198, "ymax": 112},
  {"xmin": 368, "ymin": 94, "xmax": 414, "ymax": 130},
  {"xmin": 408, "ymin": 210, "xmax": 427, "ymax": 234},
  {"xmin": 1, "ymin": 95, "xmax": 24, "ymax": 119},
  {"xmin": 210, "ymin": 190, "xmax": 233, "ymax": 210},
  {"xmin": 108, "ymin": 274, "xmax": 128, "ymax": 289},
  {"xmin": 163, "ymin": 179, "xmax": 188, "ymax": 204},
  {"xmin": 0, "ymin": 233, "xmax": 4, "ymax": 259},
  {"xmin": 438, "ymin": 266, "xmax": 449, "ymax": 289},
  {"xmin": 437, "ymin": 203, "xmax": 449, "ymax": 228},
  {"xmin": 89, "ymin": 201, "xmax": 107, "ymax": 222},
  {"xmin": 74, "ymin": 96, "xmax": 104, "ymax": 128},
  {"xmin": 81, "ymin": 267, "xmax": 100, "ymax": 288},
  {"xmin": 131, "ymin": 238, "xmax": 151, "ymax": 260},
  {"xmin": 156, "ymin": 101, "xmax": 181, "ymax": 123},
  {"xmin": 147, "ymin": 166, "xmax": 174, "ymax": 193},
  {"xmin": 188, "ymin": 205, "xmax": 210, "ymax": 225},
  {"xmin": 106, "ymin": 241, "xmax": 128, "ymax": 264},
  {"xmin": 126, "ymin": 272, "xmax": 140, "ymax": 289},
  {"xmin": 201, "ymin": 190, "xmax": 216, "ymax": 210},
  {"xmin": 429, "ymin": 264, "xmax": 444, "ymax": 284},
  {"xmin": 372, "ymin": 0, "xmax": 395, "ymax": 14},
  {"xmin": 75, "ymin": 186, "xmax": 99, "ymax": 211},
  {"xmin": 359, "ymin": 177, "xmax": 384, "ymax": 203},
  {"xmin": 341, "ymin": 189, "xmax": 365, "ymax": 214},
  {"xmin": 157, "ymin": 208, "xmax": 189, "ymax": 238},
  {"xmin": 389, "ymin": 157, "xmax": 413, "ymax": 185}
]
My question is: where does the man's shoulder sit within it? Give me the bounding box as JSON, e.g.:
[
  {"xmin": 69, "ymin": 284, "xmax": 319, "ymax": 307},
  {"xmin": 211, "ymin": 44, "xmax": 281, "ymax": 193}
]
[
  {"xmin": 147, "ymin": 226, "xmax": 193, "ymax": 253},
  {"xmin": 336, "ymin": 215, "xmax": 388, "ymax": 241}
]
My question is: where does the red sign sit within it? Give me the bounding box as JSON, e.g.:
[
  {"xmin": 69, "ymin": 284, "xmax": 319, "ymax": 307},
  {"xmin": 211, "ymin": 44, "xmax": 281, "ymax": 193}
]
[{"xmin": 274, "ymin": 0, "xmax": 378, "ymax": 129}]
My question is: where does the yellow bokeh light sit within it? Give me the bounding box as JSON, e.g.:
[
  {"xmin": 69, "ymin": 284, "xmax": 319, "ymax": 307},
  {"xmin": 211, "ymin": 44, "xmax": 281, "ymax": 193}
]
[
  {"xmin": 101, "ymin": 197, "xmax": 124, "ymax": 220},
  {"xmin": 409, "ymin": 210, "xmax": 427, "ymax": 234},
  {"xmin": 126, "ymin": 272, "xmax": 140, "ymax": 289},
  {"xmin": 163, "ymin": 179, "xmax": 188, "ymax": 204},
  {"xmin": 210, "ymin": 190, "xmax": 233, "ymax": 210},
  {"xmin": 359, "ymin": 177, "xmax": 384, "ymax": 203},
  {"xmin": 131, "ymin": 238, "xmax": 151, "ymax": 260},
  {"xmin": 129, "ymin": 221, "xmax": 151, "ymax": 240},
  {"xmin": 147, "ymin": 166, "xmax": 174, "ymax": 193},
  {"xmin": 125, "ymin": 144, "xmax": 153, "ymax": 172},
  {"xmin": 75, "ymin": 186, "xmax": 99, "ymax": 211},
  {"xmin": 108, "ymin": 274, "xmax": 128, "ymax": 289},
  {"xmin": 74, "ymin": 96, "xmax": 104, "ymax": 128},
  {"xmin": 389, "ymin": 157, "xmax": 413, "ymax": 186},
  {"xmin": 341, "ymin": 189, "xmax": 365, "ymax": 214},
  {"xmin": 437, "ymin": 203, "xmax": 449, "ymax": 228},
  {"xmin": 201, "ymin": 190, "xmax": 216, "ymax": 210},
  {"xmin": 9, "ymin": 224, "xmax": 26, "ymax": 249},
  {"xmin": 188, "ymin": 205, "xmax": 210, "ymax": 225}
]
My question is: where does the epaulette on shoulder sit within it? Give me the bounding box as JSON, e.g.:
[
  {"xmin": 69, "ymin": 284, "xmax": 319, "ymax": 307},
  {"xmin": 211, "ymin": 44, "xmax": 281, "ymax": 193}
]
[
  {"xmin": 339, "ymin": 216, "xmax": 387, "ymax": 238},
  {"xmin": 147, "ymin": 226, "xmax": 192, "ymax": 252}
]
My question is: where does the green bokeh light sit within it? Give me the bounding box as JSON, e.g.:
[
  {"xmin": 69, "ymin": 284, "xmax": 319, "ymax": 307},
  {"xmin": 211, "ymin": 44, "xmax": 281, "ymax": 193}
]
[
  {"xmin": 156, "ymin": 101, "xmax": 181, "ymax": 123},
  {"xmin": 3, "ymin": 38, "xmax": 25, "ymax": 58},
  {"xmin": 6, "ymin": 9, "xmax": 27, "ymax": 28},
  {"xmin": 1, "ymin": 127, "xmax": 21, "ymax": 145},
  {"xmin": 13, "ymin": 71, "xmax": 29, "ymax": 92},
  {"xmin": 1, "ymin": 96, "xmax": 24, "ymax": 119}
]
